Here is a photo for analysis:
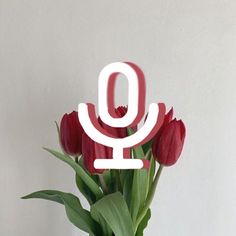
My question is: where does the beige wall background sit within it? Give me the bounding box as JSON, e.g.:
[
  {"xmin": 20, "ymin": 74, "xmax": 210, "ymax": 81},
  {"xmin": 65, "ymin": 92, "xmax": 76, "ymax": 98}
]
[{"xmin": 1, "ymin": 0, "xmax": 236, "ymax": 235}]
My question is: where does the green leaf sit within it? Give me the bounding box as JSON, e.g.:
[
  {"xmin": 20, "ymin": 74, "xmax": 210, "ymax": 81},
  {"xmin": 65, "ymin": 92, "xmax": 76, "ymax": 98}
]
[
  {"xmin": 130, "ymin": 146, "xmax": 149, "ymax": 223},
  {"xmin": 78, "ymin": 157, "xmax": 100, "ymax": 184},
  {"xmin": 136, "ymin": 209, "xmax": 151, "ymax": 236},
  {"xmin": 76, "ymin": 174, "xmax": 96, "ymax": 205},
  {"xmin": 121, "ymin": 169, "xmax": 134, "ymax": 208},
  {"xmin": 91, "ymin": 192, "xmax": 135, "ymax": 236},
  {"xmin": 127, "ymin": 128, "xmax": 149, "ymax": 223},
  {"xmin": 22, "ymin": 190, "xmax": 97, "ymax": 235},
  {"xmin": 90, "ymin": 209, "xmax": 113, "ymax": 236},
  {"xmin": 75, "ymin": 159, "xmax": 97, "ymax": 205},
  {"xmin": 43, "ymin": 148, "xmax": 103, "ymax": 200}
]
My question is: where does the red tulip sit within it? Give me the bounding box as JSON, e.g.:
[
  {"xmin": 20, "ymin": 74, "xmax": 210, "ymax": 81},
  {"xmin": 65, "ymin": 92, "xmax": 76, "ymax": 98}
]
[
  {"xmin": 115, "ymin": 106, "xmax": 128, "ymax": 117},
  {"xmin": 152, "ymin": 108, "xmax": 186, "ymax": 166},
  {"xmin": 59, "ymin": 111, "xmax": 84, "ymax": 157},
  {"xmin": 152, "ymin": 108, "xmax": 173, "ymax": 143},
  {"xmin": 82, "ymin": 132, "xmax": 111, "ymax": 174},
  {"xmin": 82, "ymin": 106, "xmax": 133, "ymax": 174},
  {"xmin": 98, "ymin": 106, "xmax": 137, "ymax": 138}
]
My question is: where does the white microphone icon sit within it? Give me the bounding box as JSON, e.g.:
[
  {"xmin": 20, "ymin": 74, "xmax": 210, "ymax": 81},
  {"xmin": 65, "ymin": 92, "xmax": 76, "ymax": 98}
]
[{"xmin": 78, "ymin": 62, "xmax": 165, "ymax": 169}]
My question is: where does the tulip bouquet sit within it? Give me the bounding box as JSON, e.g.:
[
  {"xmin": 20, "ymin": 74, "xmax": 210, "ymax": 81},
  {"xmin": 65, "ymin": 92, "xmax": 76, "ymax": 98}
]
[{"xmin": 22, "ymin": 106, "xmax": 185, "ymax": 236}]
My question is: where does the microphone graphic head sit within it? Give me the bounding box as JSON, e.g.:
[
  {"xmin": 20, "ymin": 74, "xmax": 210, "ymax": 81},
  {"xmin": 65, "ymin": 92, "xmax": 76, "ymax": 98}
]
[{"xmin": 98, "ymin": 62, "xmax": 146, "ymax": 128}]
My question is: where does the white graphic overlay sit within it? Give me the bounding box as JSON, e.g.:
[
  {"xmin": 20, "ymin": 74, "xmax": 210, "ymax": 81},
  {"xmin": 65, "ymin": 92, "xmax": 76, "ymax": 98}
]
[
  {"xmin": 78, "ymin": 62, "xmax": 159, "ymax": 169},
  {"xmin": 98, "ymin": 62, "xmax": 139, "ymax": 127}
]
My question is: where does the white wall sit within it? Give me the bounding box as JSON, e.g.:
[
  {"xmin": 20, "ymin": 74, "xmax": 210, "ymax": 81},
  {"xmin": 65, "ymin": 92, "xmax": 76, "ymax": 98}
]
[{"xmin": 1, "ymin": 1, "xmax": 236, "ymax": 235}]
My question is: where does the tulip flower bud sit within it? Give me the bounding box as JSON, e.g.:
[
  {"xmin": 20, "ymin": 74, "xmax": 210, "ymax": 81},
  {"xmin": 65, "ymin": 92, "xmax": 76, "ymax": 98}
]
[
  {"xmin": 59, "ymin": 111, "xmax": 84, "ymax": 157},
  {"xmin": 98, "ymin": 106, "xmax": 137, "ymax": 137},
  {"xmin": 152, "ymin": 109, "xmax": 186, "ymax": 166},
  {"xmin": 82, "ymin": 132, "xmax": 111, "ymax": 174},
  {"xmin": 82, "ymin": 106, "xmax": 134, "ymax": 174}
]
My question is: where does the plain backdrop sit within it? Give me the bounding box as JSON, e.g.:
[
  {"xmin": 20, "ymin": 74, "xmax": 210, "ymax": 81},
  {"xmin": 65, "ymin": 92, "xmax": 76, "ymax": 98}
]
[{"xmin": 1, "ymin": 0, "xmax": 236, "ymax": 235}]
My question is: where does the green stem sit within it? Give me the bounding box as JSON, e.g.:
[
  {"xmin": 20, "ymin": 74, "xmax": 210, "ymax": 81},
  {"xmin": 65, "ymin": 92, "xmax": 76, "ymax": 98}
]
[
  {"xmin": 135, "ymin": 165, "xmax": 163, "ymax": 232},
  {"xmin": 75, "ymin": 156, "xmax": 79, "ymax": 163},
  {"xmin": 110, "ymin": 170, "xmax": 116, "ymax": 192},
  {"xmin": 98, "ymin": 174, "xmax": 109, "ymax": 194},
  {"xmin": 115, "ymin": 170, "xmax": 123, "ymax": 193}
]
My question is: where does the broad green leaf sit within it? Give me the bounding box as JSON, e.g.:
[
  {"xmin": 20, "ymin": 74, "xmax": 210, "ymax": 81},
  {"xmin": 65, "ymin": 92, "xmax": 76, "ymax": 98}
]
[
  {"xmin": 43, "ymin": 148, "xmax": 103, "ymax": 200},
  {"xmin": 75, "ymin": 159, "xmax": 98, "ymax": 205},
  {"xmin": 76, "ymin": 174, "xmax": 96, "ymax": 205},
  {"xmin": 91, "ymin": 192, "xmax": 135, "ymax": 236},
  {"xmin": 121, "ymin": 169, "xmax": 134, "ymax": 208},
  {"xmin": 135, "ymin": 209, "xmax": 151, "ymax": 236},
  {"xmin": 130, "ymin": 147, "xmax": 149, "ymax": 223},
  {"xmin": 22, "ymin": 190, "xmax": 81, "ymax": 205},
  {"xmin": 78, "ymin": 157, "xmax": 100, "ymax": 184},
  {"xmin": 22, "ymin": 190, "xmax": 97, "ymax": 235},
  {"xmin": 90, "ymin": 208, "xmax": 113, "ymax": 236},
  {"xmin": 127, "ymin": 128, "xmax": 149, "ymax": 223},
  {"xmin": 130, "ymin": 169, "xmax": 148, "ymax": 223}
]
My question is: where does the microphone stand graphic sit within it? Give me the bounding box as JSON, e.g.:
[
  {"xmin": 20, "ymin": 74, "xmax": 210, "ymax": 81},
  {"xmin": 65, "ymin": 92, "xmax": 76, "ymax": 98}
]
[{"xmin": 78, "ymin": 62, "xmax": 165, "ymax": 169}]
